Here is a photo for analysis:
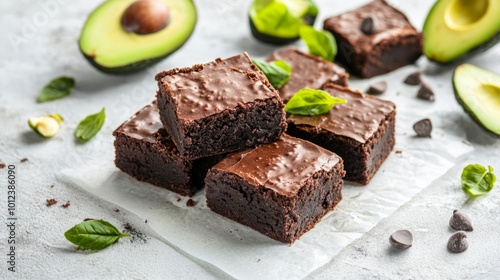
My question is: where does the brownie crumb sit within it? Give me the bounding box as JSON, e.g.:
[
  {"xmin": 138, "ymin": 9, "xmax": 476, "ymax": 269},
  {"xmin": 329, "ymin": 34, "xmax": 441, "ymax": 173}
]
[
  {"xmin": 114, "ymin": 208, "xmax": 120, "ymax": 213},
  {"xmin": 366, "ymin": 81, "xmax": 387, "ymax": 95},
  {"xmin": 186, "ymin": 199, "xmax": 196, "ymax": 207},
  {"xmin": 145, "ymin": 219, "xmax": 148, "ymax": 223},
  {"xmin": 176, "ymin": 198, "xmax": 181, "ymax": 202},
  {"xmin": 83, "ymin": 218, "xmax": 94, "ymax": 221},
  {"xmin": 61, "ymin": 201, "xmax": 71, "ymax": 208},
  {"xmin": 0, "ymin": 163, "xmax": 5, "ymax": 169},
  {"xmin": 257, "ymin": 259, "xmax": 261, "ymax": 262},
  {"xmin": 20, "ymin": 158, "xmax": 29, "ymax": 163},
  {"xmin": 360, "ymin": 17, "xmax": 375, "ymax": 35},
  {"xmin": 50, "ymin": 184, "xmax": 54, "ymax": 188},
  {"xmin": 403, "ymin": 71, "xmax": 422, "ymax": 85},
  {"xmin": 462, "ymin": 140, "xmax": 471, "ymax": 146},
  {"xmin": 46, "ymin": 198, "xmax": 57, "ymax": 207},
  {"xmin": 395, "ymin": 150, "xmax": 402, "ymax": 154},
  {"xmin": 123, "ymin": 223, "xmax": 148, "ymax": 243},
  {"xmin": 413, "ymin": 119, "xmax": 432, "ymax": 137},
  {"xmin": 417, "ymin": 83, "xmax": 435, "ymax": 101}
]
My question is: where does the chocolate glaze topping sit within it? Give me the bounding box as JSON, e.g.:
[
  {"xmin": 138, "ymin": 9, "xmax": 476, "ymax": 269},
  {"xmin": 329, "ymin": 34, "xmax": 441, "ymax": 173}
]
[
  {"xmin": 113, "ymin": 101, "xmax": 162, "ymax": 143},
  {"xmin": 267, "ymin": 48, "xmax": 348, "ymax": 101},
  {"xmin": 213, "ymin": 134, "xmax": 340, "ymax": 196},
  {"xmin": 288, "ymin": 84, "xmax": 395, "ymax": 144},
  {"xmin": 156, "ymin": 53, "xmax": 277, "ymax": 121},
  {"xmin": 324, "ymin": 0, "xmax": 418, "ymax": 52}
]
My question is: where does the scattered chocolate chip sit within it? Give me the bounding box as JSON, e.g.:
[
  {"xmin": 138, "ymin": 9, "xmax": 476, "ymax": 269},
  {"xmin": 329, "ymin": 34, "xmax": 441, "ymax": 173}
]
[
  {"xmin": 61, "ymin": 201, "xmax": 71, "ymax": 208},
  {"xmin": 83, "ymin": 218, "xmax": 94, "ymax": 221},
  {"xmin": 360, "ymin": 17, "xmax": 374, "ymax": 35},
  {"xmin": 403, "ymin": 71, "xmax": 422, "ymax": 85},
  {"xmin": 186, "ymin": 199, "xmax": 196, "ymax": 207},
  {"xmin": 413, "ymin": 119, "xmax": 432, "ymax": 137},
  {"xmin": 46, "ymin": 198, "xmax": 57, "ymax": 207},
  {"xmin": 0, "ymin": 163, "xmax": 5, "ymax": 169},
  {"xmin": 366, "ymin": 81, "xmax": 387, "ymax": 95},
  {"xmin": 389, "ymin": 229, "xmax": 413, "ymax": 249},
  {"xmin": 447, "ymin": 231, "xmax": 468, "ymax": 253},
  {"xmin": 20, "ymin": 157, "xmax": 29, "ymax": 163},
  {"xmin": 417, "ymin": 83, "xmax": 435, "ymax": 101},
  {"xmin": 449, "ymin": 210, "xmax": 473, "ymax": 231}
]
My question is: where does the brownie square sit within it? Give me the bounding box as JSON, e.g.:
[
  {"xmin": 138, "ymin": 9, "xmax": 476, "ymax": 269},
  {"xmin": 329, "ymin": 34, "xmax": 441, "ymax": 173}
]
[
  {"xmin": 155, "ymin": 53, "xmax": 287, "ymax": 159},
  {"xmin": 205, "ymin": 134, "xmax": 345, "ymax": 244},
  {"xmin": 286, "ymin": 84, "xmax": 396, "ymax": 185},
  {"xmin": 323, "ymin": 0, "xmax": 422, "ymax": 78},
  {"xmin": 267, "ymin": 47, "xmax": 349, "ymax": 102},
  {"xmin": 113, "ymin": 102, "xmax": 223, "ymax": 196}
]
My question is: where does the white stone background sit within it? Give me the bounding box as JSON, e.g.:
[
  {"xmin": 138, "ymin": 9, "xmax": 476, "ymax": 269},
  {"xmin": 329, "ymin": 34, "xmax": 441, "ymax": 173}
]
[{"xmin": 1, "ymin": 0, "xmax": 499, "ymax": 279}]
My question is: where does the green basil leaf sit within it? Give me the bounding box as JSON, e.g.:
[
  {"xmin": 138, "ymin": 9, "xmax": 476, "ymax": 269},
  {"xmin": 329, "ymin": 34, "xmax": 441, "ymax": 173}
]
[
  {"xmin": 75, "ymin": 108, "xmax": 106, "ymax": 141},
  {"xmin": 64, "ymin": 219, "xmax": 130, "ymax": 251},
  {"xmin": 38, "ymin": 77, "xmax": 75, "ymax": 102},
  {"xmin": 285, "ymin": 88, "xmax": 347, "ymax": 115},
  {"xmin": 253, "ymin": 59, "xmax": 292, "ymax": 89},
  {"xmin": 299, "ymin": 25, "xmax": 337, "ymax": 61},
  {"xmin": 461, "ymin": 164, "xmax": 496, "ymax": 197},
  {"xmin": 252, "ymin": 1, "xmax": 301, "ymax": 38}
]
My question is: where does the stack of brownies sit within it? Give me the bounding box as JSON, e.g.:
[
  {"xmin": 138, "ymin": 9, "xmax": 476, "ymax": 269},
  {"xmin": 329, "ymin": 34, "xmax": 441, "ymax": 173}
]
[{"xmin": 113, "ymin": 0, "xmax": 416, "ymax": 243}]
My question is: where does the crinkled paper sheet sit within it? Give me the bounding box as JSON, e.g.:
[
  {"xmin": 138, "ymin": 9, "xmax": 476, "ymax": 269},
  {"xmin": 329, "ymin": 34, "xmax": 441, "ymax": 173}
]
[{"xmin": 60, "ymin": 92, "xmax": 473, "ymax": 280}]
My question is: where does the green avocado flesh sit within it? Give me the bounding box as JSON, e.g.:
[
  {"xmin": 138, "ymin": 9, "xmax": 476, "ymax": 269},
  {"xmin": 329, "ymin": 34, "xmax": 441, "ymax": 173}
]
[
  {"xmin": 453, "ymin": 64, "xmax": 500, "ymax": 136},
  {"xmin": 249, "ymin": 0, "xmax": 318, "ymax": 44},
  {"xmin": 423, "ymin": 0, "xmax": 500, "ymax": 63},
  {"xmin": 79, "ymin": 0, "xmax": 197, "ymax": 74}
]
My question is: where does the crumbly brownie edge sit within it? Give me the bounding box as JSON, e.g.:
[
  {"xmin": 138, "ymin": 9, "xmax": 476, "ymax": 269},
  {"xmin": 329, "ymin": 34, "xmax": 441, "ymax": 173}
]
[{"xmin": 156, "ymin": 88, "xmax": 187, "ymax": 154}]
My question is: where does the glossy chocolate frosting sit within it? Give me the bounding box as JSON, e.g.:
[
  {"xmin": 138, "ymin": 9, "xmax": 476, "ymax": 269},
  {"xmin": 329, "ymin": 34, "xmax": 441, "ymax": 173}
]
[
  {"xmin": 324, "ymin": 0, "xmax": 419, "ymax": 52},
  {"xmin": 267, "ymin": 48, "xmax": 348, "ymax": 101},
  {"xmin": 113, "ymin": 101, "xmax": 162, "ymax": 143},
  {"xmin": 156, "ymin": 53, "xmax": 277, "ymax": 121},
  {"xmin": 213, "ymin": 134, "xmax": 341, "ymax": 196},
  {"xmin": 288, "ymin": 84, "xmax": 395, "ymax": 144}
]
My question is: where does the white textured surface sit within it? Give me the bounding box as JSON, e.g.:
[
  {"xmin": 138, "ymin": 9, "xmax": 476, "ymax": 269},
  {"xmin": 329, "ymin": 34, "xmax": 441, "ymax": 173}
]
[{"xmin": 0, "ymin": 0, "xmax": 499, "ymax": 279}]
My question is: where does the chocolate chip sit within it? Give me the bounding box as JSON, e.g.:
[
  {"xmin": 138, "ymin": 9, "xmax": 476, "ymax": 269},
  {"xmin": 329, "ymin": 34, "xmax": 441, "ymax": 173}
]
[
  {"xmin": 186, "ymin": 199, "xmax": 196, "ymax": 207},
  {"xmin": 417, "ymin": 83, "xmax": 435, "ymax": 101},
  {"xmin": 413, "ymin": 118, "xmax": 432, "ymax": 137},
  {"xmin": 360, "ymin": 17, "xmax": 374, "ymax": 35},
  {"xmin": 449, "ymin": 210, "xmax": 473, "ymax": 231},
  {"xmin": 403, "ymin": 71, "xmax": 422, "ymax": 86},
  {"xmin": 389, "ymin": 229, "xmax": 413, "ymax": 249},
  {"xmin": 447, "ymin": 231, "xmax": 468, "ymax": 253},
  {"xmin": 366, "ymin": 81, "xmax": 387, "ymax": 95}
]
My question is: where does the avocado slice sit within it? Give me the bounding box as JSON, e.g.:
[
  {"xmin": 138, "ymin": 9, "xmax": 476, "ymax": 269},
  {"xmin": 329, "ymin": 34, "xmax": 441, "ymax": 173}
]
[
  {"xmin": 423, "ymin": 0, "xmax": 500, "ymax": 64},
  {"xmin": 79, "ymin": 0, "xmax": 197, "ymax": 74},
  {"xmin": 249, "ymin": 0, "xmax": 318, "ymax": 45},
  {"xmin": 453, "ymin": 64, "xmax": 500, "ymax": 136}
]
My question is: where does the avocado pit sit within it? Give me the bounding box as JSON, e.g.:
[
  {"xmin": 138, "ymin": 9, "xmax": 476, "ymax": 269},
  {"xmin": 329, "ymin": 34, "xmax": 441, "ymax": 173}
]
[{"xmin": 122, "ymin": 0, "xmax": 170, "ymax": 35}]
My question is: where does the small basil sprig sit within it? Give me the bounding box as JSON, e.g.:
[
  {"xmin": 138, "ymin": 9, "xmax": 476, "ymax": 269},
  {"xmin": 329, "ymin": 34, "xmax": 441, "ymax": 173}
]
[
  {"xmin": 461, "ymin": 164, "xmax": 496, "ymax": 197},
  {"xmin": 253, "ymin": 59, "xmax": 292, "ymax": 89},
  {"xmin": 38, "ymin": 77, "xmax": 75, "ymax": 102},
  {"xmin": 75, "ymin": 108, "xmax": 106, "ymax": 141},
  {"xmin": 64, "ymin": 219, "xmax": 130, "ymax": 251},
  {"xmin": 299, "ymin": 25, "xmax": 337, "ymax": 61},
  {"xmin": 285, "ymin": 88, "xmax": 346, "ymax": 115}
]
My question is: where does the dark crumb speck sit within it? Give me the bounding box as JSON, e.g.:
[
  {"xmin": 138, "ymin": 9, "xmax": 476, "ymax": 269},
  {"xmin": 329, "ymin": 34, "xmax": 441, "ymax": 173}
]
[
  {"xmin": 83, "ymin": 218, "xmax": 94, "ymax": 221},
  {"xmin": 257, "ymin": 259, "xmax": 261, "ymax": 262},
  {"xmin": 186, "ymin": 199, "xmax": 196, "ymax": 207},
  {"xmin": 20, "ymin": 157, "xmax": 29, "ymax": 163},
  {"xmin": 395, "ymin": 150, "xmax": 402, "ymax": 154},
  {"xmin": 46, "ymin": 198, "xmax": 57, "ymax": 207},
  {"xmin": 0, "ymin": 163, "xmax": 5, "ymax": 169},
  {"xmin": 114, "ymin": 208, "xmax": 120, "ymax": 213},
  {"xmin": 123, "ymin": 223, "xmax": 148, "ymax": 243},
  {"xmin": 50, "ymin": 184, "xmax": 54, "ymax": 188},
  {"xmin": 145, "ymin": 219, "xmax": 148, "ymax": 223},
  {"xmin": 61, "ymin": 201, "xmax": 71, "ymax": 208},
  {"xmin": 176, "ymin": 198, "xmax": 181, "ymax": 202},
  {"xmin": 462, "ymin": 140, "xmax": 471, "ymax": 146}
]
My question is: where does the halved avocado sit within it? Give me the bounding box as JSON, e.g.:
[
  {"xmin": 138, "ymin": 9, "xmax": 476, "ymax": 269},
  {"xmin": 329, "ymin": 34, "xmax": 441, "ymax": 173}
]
[
  {"xmin": 453, "ymin": 64, "xmax": 500, "ymax": 136},
  {"xmin": 423, "ymin": 0, "xmax": 500, "ymax": 64},
  {"xmin": 79, "ymin": 0, "xmax": 197, "ymax": 74},
  {"xmin": 249, "ymin": 0, "xmax": 318, "ymax": 45}
]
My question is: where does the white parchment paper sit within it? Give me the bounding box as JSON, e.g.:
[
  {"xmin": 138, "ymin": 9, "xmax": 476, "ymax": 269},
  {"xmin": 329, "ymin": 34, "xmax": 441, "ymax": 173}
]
[{"xmin": 60, "ymin": 85, "xmax": 474, "ymax": 280}]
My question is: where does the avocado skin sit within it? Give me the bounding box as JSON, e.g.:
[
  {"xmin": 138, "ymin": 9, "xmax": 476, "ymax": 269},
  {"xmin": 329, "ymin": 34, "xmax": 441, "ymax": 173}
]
[
  {"xmin": 452, "ymin": 68, "xmax": 500, "ymax": 137},
  {"xmin": 428, "ymin": 32, "xmax": 500, "ymax": 65},
  {"xmin": 80, "ymin": 43, "xmax": 186, "ymax": 75},
  {"xmin": 249, "ymin": 14, "xmax": 316, "ymax": 45}
]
